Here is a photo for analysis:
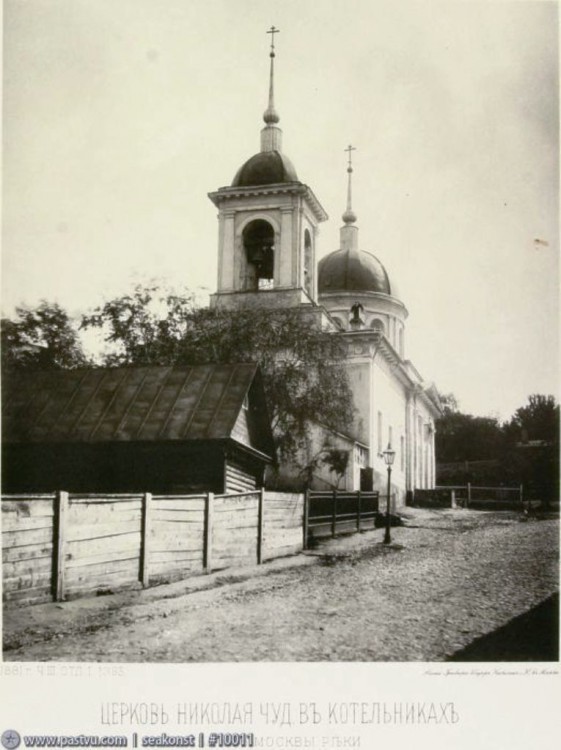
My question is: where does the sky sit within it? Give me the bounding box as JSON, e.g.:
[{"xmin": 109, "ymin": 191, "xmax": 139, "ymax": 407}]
[{"xmin": 2, "ymin": 0, "xmax": 559, "ymax": 421}]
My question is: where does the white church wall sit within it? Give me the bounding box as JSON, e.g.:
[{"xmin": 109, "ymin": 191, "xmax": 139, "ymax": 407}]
[
  {"xmin": 269, "ymin": 421, "xmax": 367, "ymax": 492},
  {"xmin": 410, "ymin": 397, "xmax": 437, "ymax": 491},
  {"xmin": 341, "ymin": 342, "xmax": 439, "ymax": 503},
  {"xmin": 345, "ymin": 359, "xmax": 372, "ymax": 446},
  {"xmin": 370, "ymin": 356, "xmax": 409, "ymax": 508}
]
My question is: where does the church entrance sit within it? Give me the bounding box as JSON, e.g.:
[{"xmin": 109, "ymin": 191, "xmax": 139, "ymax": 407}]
[{"xmin": 360, "ymin": 467, "xmax": 374, "ymax": 491}]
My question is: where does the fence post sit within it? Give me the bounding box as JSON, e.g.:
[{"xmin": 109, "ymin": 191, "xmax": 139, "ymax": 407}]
[
  {"xmin": 303, "ymin": 490, "xmax": 310, "ymax": 550},
  {"xmin": 257, "ymin": 488, "xmax": 264, "ymax": 565},
  {"xmin": 140, "ymin": 492, "xmax": 152, "ymax": 587},
  {"xmin": 466, "ymin": 482, "xmax": 471, "ymax": 508},
  {"xmin": 451, "ymin": 490, "xmax": 456, "ymax": 509},
  {"xmin": 53, "ymin": 490, "xmax": 68, "ymax": 602},
  {"xmin": 332, "ymin": 490, "xmax": 337, "ymax": 538},
  {"xmin": 520, "ymin": 483, "xmax": 525, "ymax": 512},
  {"xmin": 204, "ymin": 492, "xmax": 214, "ymax": 573},
  {"xmin": 357, "ymin": 490, "xmax": 362, "ymax": 532}
]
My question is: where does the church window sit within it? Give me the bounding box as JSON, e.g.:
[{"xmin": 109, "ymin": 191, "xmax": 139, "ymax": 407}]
[
  {"xmin": 242, "ymin": 219, "xmax": 275, "ymax": 290},
  {"xmin": 370, "ymin": 318, "xmax": 385, "ymax": 334},
  {"xmin": 303, "ymin": 229, "xmax": 313, "ymax": 295}
]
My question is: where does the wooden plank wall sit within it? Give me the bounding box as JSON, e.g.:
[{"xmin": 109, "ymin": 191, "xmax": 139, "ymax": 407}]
[
  {"xmin": 2, "ymin": 490, "xmax": 306, "ymax": 606},
  {"xmin": 64, "ymin": 494, "xmax": 143, "ymax": 597},
  {"xmin": 212, "ymin": 492, "xmax": 260, "ymax": 570},
  {"xmin": 1, "ymin": 494, "xmax": 55, "ymax": 606},
  {"xmin": 149, "ymin": 495, "xmax": 206, "ymax": 583},
  {"xmin": 225, "ymin": 462, "xmax": 257, "ymax": 493},
  {"xmin": 262, "ymin": 492, "xmax": 304, "ymax": 561}
]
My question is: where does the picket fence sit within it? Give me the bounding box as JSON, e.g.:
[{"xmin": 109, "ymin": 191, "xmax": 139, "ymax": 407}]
[{"xmin": 1, "ymin": 490, "xmax": 304, "ymax": 606}]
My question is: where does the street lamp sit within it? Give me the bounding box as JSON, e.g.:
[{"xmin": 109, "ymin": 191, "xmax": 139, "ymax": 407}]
[{"xmin": 382, "ymin": 443, "xmax": 396, "ymax": 544}]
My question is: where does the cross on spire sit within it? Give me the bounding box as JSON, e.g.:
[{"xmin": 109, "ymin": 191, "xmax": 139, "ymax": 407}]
[
  {"xmin": 267, "ymin": 25, "xmax": 280, "ymax": 55},
  {"xmin": 345, "ymin": 144, "xmax": 357, "ymax": 171}
]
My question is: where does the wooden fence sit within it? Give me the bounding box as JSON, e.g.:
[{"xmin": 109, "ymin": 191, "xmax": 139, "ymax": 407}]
[
  {"xmin": 304, "ymin": 490, "xmax": 379, "ymax": 547},
  {"xmin": 412, "ymin": 484, "xmax": 525, "ymax": 510},
  {"xmin": 1, "ymin": 490, "xmax": 304, "ymax": 607}
]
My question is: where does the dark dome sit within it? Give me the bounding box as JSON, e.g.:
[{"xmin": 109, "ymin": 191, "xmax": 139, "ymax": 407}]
[
  {"xmin": 318, "ymin": 249, "xmax": 392, "ymax": 295},
  {"xmin": 232, "ymin": 150, "xmax": 298, "ymax": 187}
]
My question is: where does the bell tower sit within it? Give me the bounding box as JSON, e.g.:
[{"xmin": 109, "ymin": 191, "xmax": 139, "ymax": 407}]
[{"xmin": 209, "ymin": 27, "xmax": 328, "ymax": 311}]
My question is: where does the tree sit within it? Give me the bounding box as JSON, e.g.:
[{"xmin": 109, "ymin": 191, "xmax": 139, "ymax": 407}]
[
  {"xmin": 436, "ymin": 409, "xmax": 504, "ymax": 463},
  {"xmin": 439, "ymin": 392, "xmax": 459, "ymax": 415},
  {"xmin": 507, "ymin": 394, "xmax": 559, "ymax": 443},
  {"xmin": 1, "ymin": 302, "xmax": 89, "ymax": 371},
  {"xmin": 82, "ymin": 284, "xmax": 355, "ymax": 464},
  {"xmin": 321, "ymin": 448, "xmax": 350, "ymax": 489},
  {"xmin": 503, "ymin": 395, "xmax": 559, "ymax": 508},
  {"xmin": 436, "ymin": 392, "xmax": 559, "ymax": 506}
]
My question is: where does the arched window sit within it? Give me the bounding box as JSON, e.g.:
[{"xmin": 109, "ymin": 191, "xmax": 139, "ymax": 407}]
[
  {"xmin": 242, "ymin": 220, "xmax": 275, "ymax": 290},
  {"xmin": 370, "ymin": 318, "xmax": 385, "ymax": 334},
  {"xmin": 303, "ymin": 229, "xmax": 313, "ymax": 295}
]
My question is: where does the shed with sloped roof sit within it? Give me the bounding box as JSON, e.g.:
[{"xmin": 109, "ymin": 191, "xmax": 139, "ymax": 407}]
[{"xmin": 2, "ymin": 363, "xmax": 274, "ymax": 494}]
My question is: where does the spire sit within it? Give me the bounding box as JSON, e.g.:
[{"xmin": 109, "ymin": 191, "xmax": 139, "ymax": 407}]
[
  {"xmin": 263, "ymin": 25, "xmax": 280, "ymax": 125},
  {"xmin": 261, "ymin": 26, "xmax": 283, "ymax": 152},
  {"xmin": 342, "ymin": 144, "xmax": 357, "ymax": 224},
  {"xmin": 340, "ymin": 145, "xmax": 359, "ymax": 255}
]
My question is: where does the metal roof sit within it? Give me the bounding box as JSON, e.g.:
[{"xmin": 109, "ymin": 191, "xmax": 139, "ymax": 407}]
[
  {"xmin": 232, "ymin": 150, "xmax": 299, "ymax": 187},
  {"xmin": 2, "ymin": 363, "xmax": 267, "ymax": 444},
  {"xmin": 318, "ymin": 248, "xmax": 392, "ymax": 296}
]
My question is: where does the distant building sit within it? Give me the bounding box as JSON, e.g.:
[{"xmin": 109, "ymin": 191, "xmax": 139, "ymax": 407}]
[
  {"xmin": 207, "ymin": 30, "xmax": 442, "ymax": 503},
  {"xmin": 2, "ymin": 364, "xmax": 274, "ymax": 494}
]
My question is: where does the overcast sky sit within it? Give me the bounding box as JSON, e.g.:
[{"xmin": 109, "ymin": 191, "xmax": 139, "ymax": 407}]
[{"xmin": 2, "ymin": 0, "xmax": 559, "ymax": 420}]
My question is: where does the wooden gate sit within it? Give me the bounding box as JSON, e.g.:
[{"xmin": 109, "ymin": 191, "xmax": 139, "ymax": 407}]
[{"xmin": 304, "ymin": 490, "xmax": 379, "ymax": 548}]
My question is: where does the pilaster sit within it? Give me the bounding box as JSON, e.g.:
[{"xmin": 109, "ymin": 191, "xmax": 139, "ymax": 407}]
[{"xmin": 218, "ymin": 211, "xmax": 236, "ymax": 290}]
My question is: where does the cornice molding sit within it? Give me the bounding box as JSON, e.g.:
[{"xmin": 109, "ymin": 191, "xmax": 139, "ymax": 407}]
[
  {"xmin": 319, "ymin": 289, "xmax": 408, "ymax": 317},
  {"xmin": 338, "ymin": 328, "xmax": 443, "ymax": 416},
  {"xmin": 208, "ymin": 182, "xmax": 328, "ymax": 223}
]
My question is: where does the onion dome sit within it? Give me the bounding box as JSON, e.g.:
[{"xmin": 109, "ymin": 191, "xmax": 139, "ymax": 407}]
[
  {"xmin": 232, "ymin": 150, "xmax": 298, "ymax": 187},
  {"xmin": 318, "ymin": 249, "xmax": 392, "ymax": 294}
]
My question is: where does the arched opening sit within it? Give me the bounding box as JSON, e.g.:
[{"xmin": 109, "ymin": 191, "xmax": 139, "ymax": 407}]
[
  {"xmin": 370, "ymin": 318, "xmax": 385, "ymax": 334},
  {"xmin": 303, "ymin": 229, "xmax": 313, "ymax": 295},
  {"xmin": 242, "ymin": 220, "xmax": 275, "ymax": 290}
]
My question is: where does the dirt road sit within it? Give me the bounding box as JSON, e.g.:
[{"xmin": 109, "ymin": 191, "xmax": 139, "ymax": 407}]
[{"xmin": 3, "ymin": 509, "xmax": 559, "ymax": 661}]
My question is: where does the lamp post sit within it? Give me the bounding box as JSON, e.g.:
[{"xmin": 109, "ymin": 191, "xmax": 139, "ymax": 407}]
[{"xmin": 382, "ymin": 443, "xmax": 396, "ymax": 544}]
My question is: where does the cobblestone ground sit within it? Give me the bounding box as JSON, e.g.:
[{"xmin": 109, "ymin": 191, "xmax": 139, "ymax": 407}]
[{"xmin": 4, "ymin": 510, "xmax": 559, "ymax": 662}]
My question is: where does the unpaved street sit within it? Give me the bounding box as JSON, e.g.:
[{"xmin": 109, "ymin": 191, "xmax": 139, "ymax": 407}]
[{"xmin": 4, "ymin": 509, "xmax": 559, "ymax": 661}]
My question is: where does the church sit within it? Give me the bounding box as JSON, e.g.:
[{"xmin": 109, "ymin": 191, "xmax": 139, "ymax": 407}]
[{"xmin": 207, "ymin": 28, "xmax": 442, "ymax": 506}]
